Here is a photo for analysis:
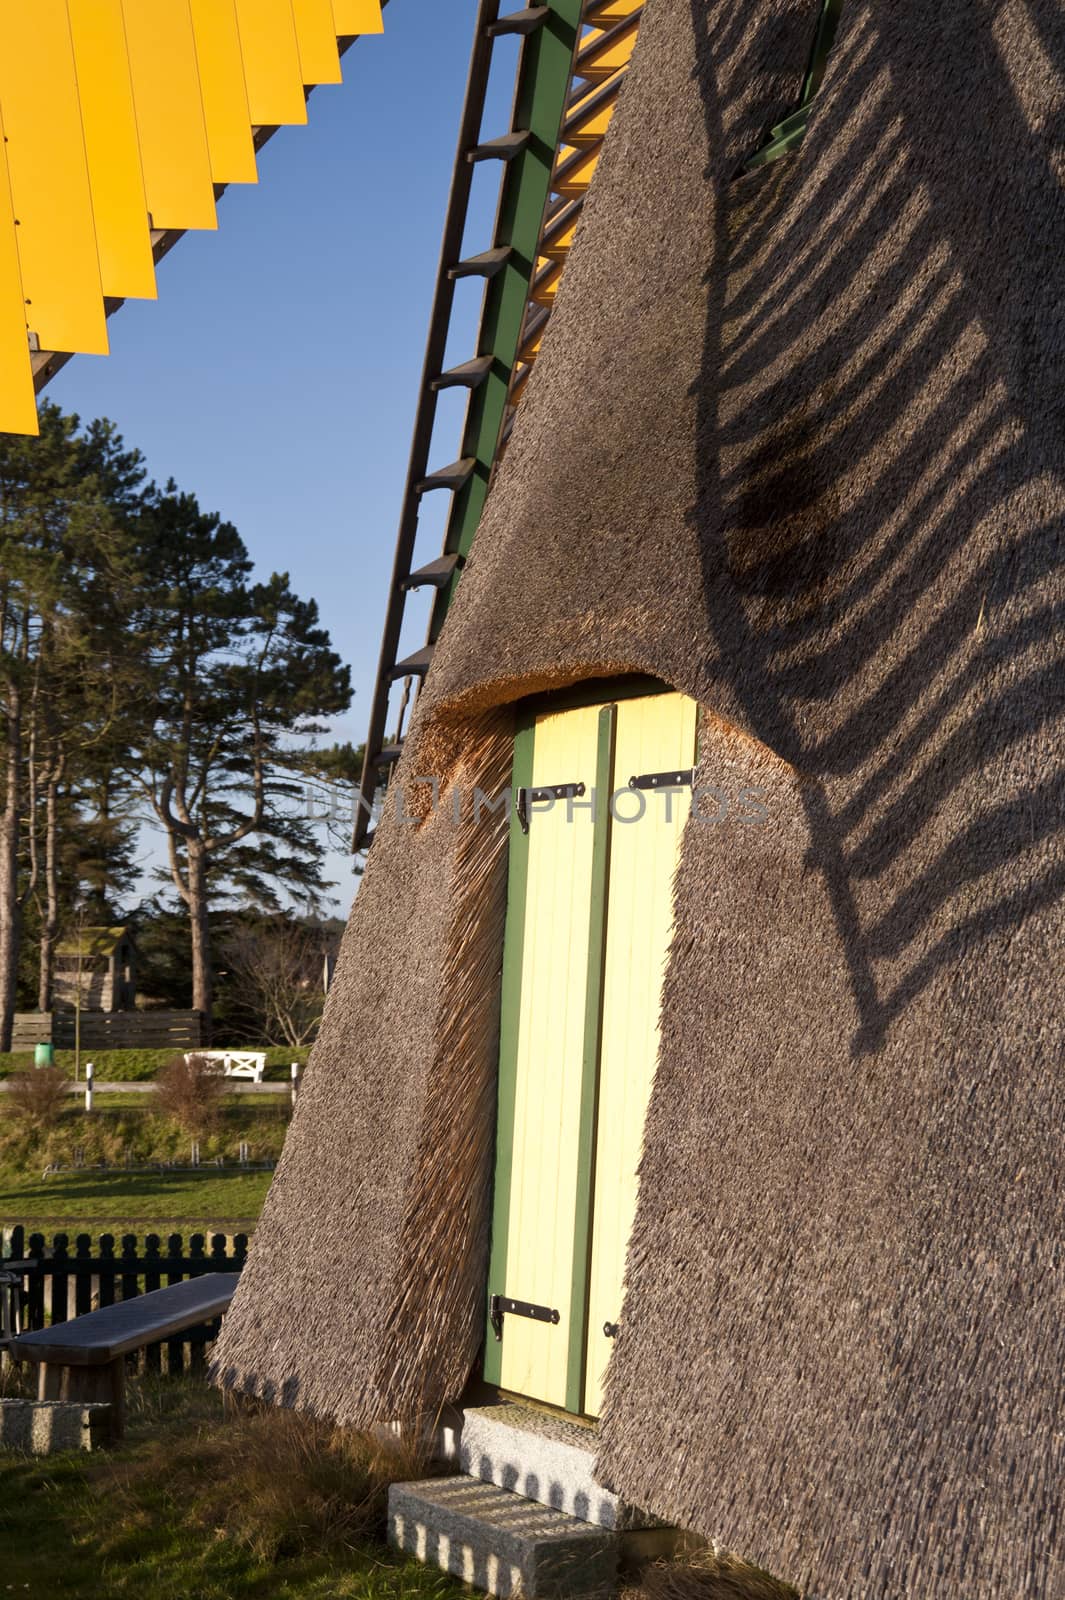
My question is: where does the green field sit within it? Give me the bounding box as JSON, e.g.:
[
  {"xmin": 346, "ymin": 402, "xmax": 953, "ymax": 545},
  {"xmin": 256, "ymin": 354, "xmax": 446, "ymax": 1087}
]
[{"xmin": 0, "ymin": 1166, "xmax": 273, "ymax": 1232}]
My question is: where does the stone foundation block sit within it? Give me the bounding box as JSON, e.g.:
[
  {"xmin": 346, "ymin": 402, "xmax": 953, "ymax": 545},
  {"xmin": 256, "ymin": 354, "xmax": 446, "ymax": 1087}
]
[
  {"xmin": 0, "ymin": 1398, "xmax": 112, "ymax": 1453},
  {"xmin": 389, "ymin": 1475, "xmax": 618, "ymax": 1598}
]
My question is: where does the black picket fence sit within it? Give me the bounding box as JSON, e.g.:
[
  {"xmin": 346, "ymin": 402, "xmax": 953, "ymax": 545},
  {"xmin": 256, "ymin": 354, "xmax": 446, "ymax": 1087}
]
[{"xmin": 1, "ymin": 1226, "xmax": 247, "ymax": 1375}]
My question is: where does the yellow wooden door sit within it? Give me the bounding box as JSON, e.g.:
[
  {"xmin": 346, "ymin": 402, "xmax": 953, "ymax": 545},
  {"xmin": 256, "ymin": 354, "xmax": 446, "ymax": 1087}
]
[
  {"xmin": 485, "ymin": 702, "xmax": 602, "ymax": 1409},
  {"xmin": 486, "ymin": 688, "xmax": 696, "ymax": 1416},
  {"xmin": 583, "ymin": 691, "xmax": 696, "ymax": 1414}
]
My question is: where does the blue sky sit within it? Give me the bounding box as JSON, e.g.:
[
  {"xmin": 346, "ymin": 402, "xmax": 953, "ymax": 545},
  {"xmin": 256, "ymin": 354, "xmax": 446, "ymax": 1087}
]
[{"xmin": 49, "ymin": 1, "xmax": 522, "ymax": 914}]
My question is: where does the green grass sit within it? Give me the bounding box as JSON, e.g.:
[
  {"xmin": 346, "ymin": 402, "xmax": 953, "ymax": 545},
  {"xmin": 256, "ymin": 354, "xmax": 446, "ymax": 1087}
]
[
  {"xmin": 0, "ymin": 1373, "xmax": 465, "ymax": 1600},
  {"xmin": 0, "ymin": 1164, "xmax": 274, "ymax": 1230},
  {"xmin": 0, "ymin": 1046, "xmax": 312, "ymax": 1081}
]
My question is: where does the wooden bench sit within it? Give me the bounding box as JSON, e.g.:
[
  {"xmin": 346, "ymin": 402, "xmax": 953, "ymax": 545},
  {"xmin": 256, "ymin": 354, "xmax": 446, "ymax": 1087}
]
[
  {"xmin": 2, "ymin": 1273, "xmax": 238, "ymax": 1438},
  {"xmin": 185, "ymin": 1050, "xmax": 266, "ymax": 1083}
]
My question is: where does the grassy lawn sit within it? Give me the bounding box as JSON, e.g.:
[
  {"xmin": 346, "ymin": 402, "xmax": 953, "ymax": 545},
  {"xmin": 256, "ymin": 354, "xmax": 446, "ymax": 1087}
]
[
  {"xmin": 0, "ymin": 1373, "xmax": 465, "ymax": 1600},
  {"xmin": 1, "ymin": 1093, "xmax": 285, "ymax": 1232},
  {"xmin": 0, "ymin": 1164, "xmax": 273, "ymax": 1232},
  {"xmin": 0, "ymin": 1046, "xmax": 311, "ymax": 1081}
]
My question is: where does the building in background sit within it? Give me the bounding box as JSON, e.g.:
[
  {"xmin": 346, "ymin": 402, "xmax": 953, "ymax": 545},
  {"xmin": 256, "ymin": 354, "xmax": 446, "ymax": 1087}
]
[{"xmin": 52, "ymin": 925, "xmax": 138, "ymax": 1013}]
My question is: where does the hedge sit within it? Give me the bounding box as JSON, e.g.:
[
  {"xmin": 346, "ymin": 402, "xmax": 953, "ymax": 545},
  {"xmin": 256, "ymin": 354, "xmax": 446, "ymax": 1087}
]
[{"xmin": 0, "ymin": 1045, "xmax": 312, "ymax": 1081}]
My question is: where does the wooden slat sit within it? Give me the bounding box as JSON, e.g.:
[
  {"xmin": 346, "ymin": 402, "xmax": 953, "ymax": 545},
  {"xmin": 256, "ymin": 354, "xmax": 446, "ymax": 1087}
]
[
  {"xmin": 10, "ymin": 1014, "xmax": 53, "ymax": 1050},
  {"xmin": 292, "ymin": 0, "xmax": 342, "ymax": 83},
  {"xmin": 122, "ymin": 0, "xmax": 217, "ymax": 231},
  {"xmin": 0, "ymin": 107, "xmax": 35, "ymax": 436},
  {"xmin": 68, "ymin": 0, "xmax": 157, "ymax": 300},
  {"xmin": 189, "ymin": 0, "xmax": 258, "ymax": 184},
  {"xmin": 492, "ymin": 703, "xmax": 600, "ymax": 1409},
  {"xmin": 574, "ymin": 14, "xmax": 639, "ymax": 82},
  {"xmin": 0, "ymin": 0, "xmax": 108, "ymax": 355},
  {"xmin": 331, "ymin": 0, "xmax": 383, "ymax": 33},
  {"xmin": 583, "ymin": 691, "xmax": 696, "ymax": 1415},
  {"xmin": 50, "ymin": 1009, "xmax": 204, "ymax": 1049},
  {"xmin": 233, "ymin": 0, "xmax": 307, "ymax": 125}
]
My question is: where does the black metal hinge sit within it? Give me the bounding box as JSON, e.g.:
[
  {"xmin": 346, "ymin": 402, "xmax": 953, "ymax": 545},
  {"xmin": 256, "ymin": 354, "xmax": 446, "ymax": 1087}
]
[
  {"xmin": 628, "ymin": 768, "xmax": 694, "ymax": 791},
  {"xmin": 490, "ymin": 1293, "xmax": 561, "ymax": 1341},
  {"xmin": 516, "ymin": 782, "xmax": 586, "ymax": 834}
]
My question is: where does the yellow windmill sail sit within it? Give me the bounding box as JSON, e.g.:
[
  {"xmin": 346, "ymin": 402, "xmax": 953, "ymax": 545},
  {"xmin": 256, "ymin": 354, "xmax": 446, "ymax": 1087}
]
[
  {"xmin": 233, "ymin": 0, "xmax": 308, "ymax": 126},
  {"xmin": 0, "ymin": 110, "xmax": 36, "ymax": 437},
  {"xmin": 0, "ymin": 1, "xmax": 108, "ymax": 358},
  {"xmin": 189, "ymin": 0, "xmax": 259, "ymax": 186},
  {"xmin": 0, "ymin": 0, "xmax": 384, "ymax": 435},
  {"xmin": 69, "ymin": 0, "xmax": 157, "ymax": 302}
]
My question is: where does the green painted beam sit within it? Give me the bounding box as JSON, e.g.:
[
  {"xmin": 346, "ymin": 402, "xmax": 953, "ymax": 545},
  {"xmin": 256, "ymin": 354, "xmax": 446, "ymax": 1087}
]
[
  {"xmin": 482, "ymin": 717, "xmax": 535, "ymax": 1386},
  {"xmin": 429, "ymin": 0, "xmax": 583, "ymax": 641},
  {"xmin": 741, "ymin": 0, "xmax": 844, "ymax": 174}
]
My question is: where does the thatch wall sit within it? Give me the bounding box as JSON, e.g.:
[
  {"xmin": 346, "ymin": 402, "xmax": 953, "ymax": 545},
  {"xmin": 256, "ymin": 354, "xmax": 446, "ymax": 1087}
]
[
  {"xmin": 212, "ymin": 714, "xmax": 513, "ymax": 1419},
  {"xmin": 215, "ymin": 1, "xmax": 1065, "ymax": 1592}
]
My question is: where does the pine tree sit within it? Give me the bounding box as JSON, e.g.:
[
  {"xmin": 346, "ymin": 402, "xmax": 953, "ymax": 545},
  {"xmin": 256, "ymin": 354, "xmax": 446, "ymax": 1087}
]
[
  {"xmin": 130, "ymin": 490, "xmax": 351, "ymax": 1035},
  {"xmin": 0, "ymin": 405, "xmax": 143, "ymax": 1046}
]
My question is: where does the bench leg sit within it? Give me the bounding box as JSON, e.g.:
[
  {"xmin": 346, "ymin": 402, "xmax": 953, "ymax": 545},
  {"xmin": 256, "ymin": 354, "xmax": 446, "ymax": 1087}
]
[{"xmin": 36, "ymin": 1359, "xmax": 125, "ymax": 1440}]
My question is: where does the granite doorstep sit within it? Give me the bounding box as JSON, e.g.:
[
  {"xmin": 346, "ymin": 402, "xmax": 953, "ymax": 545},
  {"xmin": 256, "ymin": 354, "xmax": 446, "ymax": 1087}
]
[
  {"xmin": 459, "ymin": 1403, "xmax": 656, "ymax": 1530},
  {"xmin": 388, "ymin": 1475, "xmax": 618, "ymax": 1599}
]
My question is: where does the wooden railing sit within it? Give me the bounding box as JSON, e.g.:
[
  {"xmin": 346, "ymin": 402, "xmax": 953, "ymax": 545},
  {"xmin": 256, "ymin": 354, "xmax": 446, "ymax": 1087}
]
[{"xmin": 9, "ymin": 1010, "xmax": 205, "ymax": 1052}]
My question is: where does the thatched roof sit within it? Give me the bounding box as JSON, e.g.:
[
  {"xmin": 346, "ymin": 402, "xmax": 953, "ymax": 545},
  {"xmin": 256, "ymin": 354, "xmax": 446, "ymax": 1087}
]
[
  {"xmin": 214, "ymin": 1, "xmax": 1065, "ymax": 1593},
  {"xmin": 55, "ymin": 926, "xmax": 131, "ymax": 960}
]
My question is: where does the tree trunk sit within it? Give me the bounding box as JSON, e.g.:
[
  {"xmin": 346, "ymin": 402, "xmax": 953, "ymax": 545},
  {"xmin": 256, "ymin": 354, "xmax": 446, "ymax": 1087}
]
[
  {"xmin": 0, "ymin": 685, "xmax": 21, "ymax": 1052},
  {"xmin": 37, "ymin": 775, "xmax": 59, "ymax": 1011},
  {"xmin": 187, "ymin": 844, "xmax": 213, "ymax": 1044}
]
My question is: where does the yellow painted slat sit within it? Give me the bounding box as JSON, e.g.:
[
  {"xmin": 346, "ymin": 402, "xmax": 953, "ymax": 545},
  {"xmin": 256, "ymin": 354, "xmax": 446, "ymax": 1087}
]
[
  {"xmin": 122, "ymin": 0, "xmax": 217, "ymax": 231},
  {"xmin": 518, "ymin": 324, "xmax": 543, "ymax": 363},
  {"xmin": 508, "ymin": 364, "xmax": 531, "ymax": 409},
  {"xmin": 576, "ymin": 18, "xmax": 639, "ymax": 82},
  {"xmin": 584, "ymin": 0, "xmax": 642, "ymax": 22},
  {"xmin": 498, "ymin": 705, "xmax": 601, "ymax": 1409},
  {"xmin": 565, "ymin": 78, "xmax": 623, "ymax": 147},
  {"xmin": 331, "ymin": 0, "xmax": 383, "ymax": 34},
  {"xmin": 234, "ymin": 0, "xmax": 307, "ymax": 125},
  {"xmin": 541, "ymin": 214, "xmax": 579, "ymax": 262},
  {"xmin": 292, "ymin": 0, "xmax": 342, "ymax": 83},
  {"xmin": 583, "ymin": 692, "xmax": 696, "ymax": 1416},
  {"xmin": 0, "ymin": 110, "xmax": 37, "ymax": 435},
  {"xmin": 530, "ymin": 261, "xmax": 561, "ymax": 306},
  {"xmin": 189, "ymin": 0, "xmax": 258, "ymax": 184},
  {"xmin": 553, "ymin": 145, "xmax": 602, "ymax": 200},
  {"xmin": 68, "ymin": 0, "xmax": 156, "ymax": 301},
  {"xmin": 0, "ymin": 1, "xmax": 108, "ymax": 356}
]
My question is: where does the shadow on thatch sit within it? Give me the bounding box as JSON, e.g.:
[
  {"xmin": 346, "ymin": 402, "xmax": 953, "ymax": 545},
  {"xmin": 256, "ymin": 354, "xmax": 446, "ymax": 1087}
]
[
  {"xmin": 627, "ymin": 1547, "xmax": 799, "ymax": 1600},
  {"xmin": 687, "ymin": 0, "xmax": 1065, "ymax": 1056}
]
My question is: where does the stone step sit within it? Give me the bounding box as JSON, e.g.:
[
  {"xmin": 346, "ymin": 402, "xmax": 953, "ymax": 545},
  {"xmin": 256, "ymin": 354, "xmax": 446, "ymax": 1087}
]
[
  {"xmin": 459, "ymin": 1402, "xmax": 651, "ymax": 1530},
  {"xmin": 388, "ymin": 1475, "xmax": 618, "ymax": 1599}
]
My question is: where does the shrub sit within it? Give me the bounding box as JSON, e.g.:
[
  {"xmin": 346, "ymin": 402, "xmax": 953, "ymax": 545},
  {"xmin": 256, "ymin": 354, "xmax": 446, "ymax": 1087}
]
[
  {"xmin": 153, "ymin": 1053, "xmax": 228, "ymax": 1134},
  {"xmin": 6, "ymin": 1064, "xmax": 69, "ymax": 1130}
]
